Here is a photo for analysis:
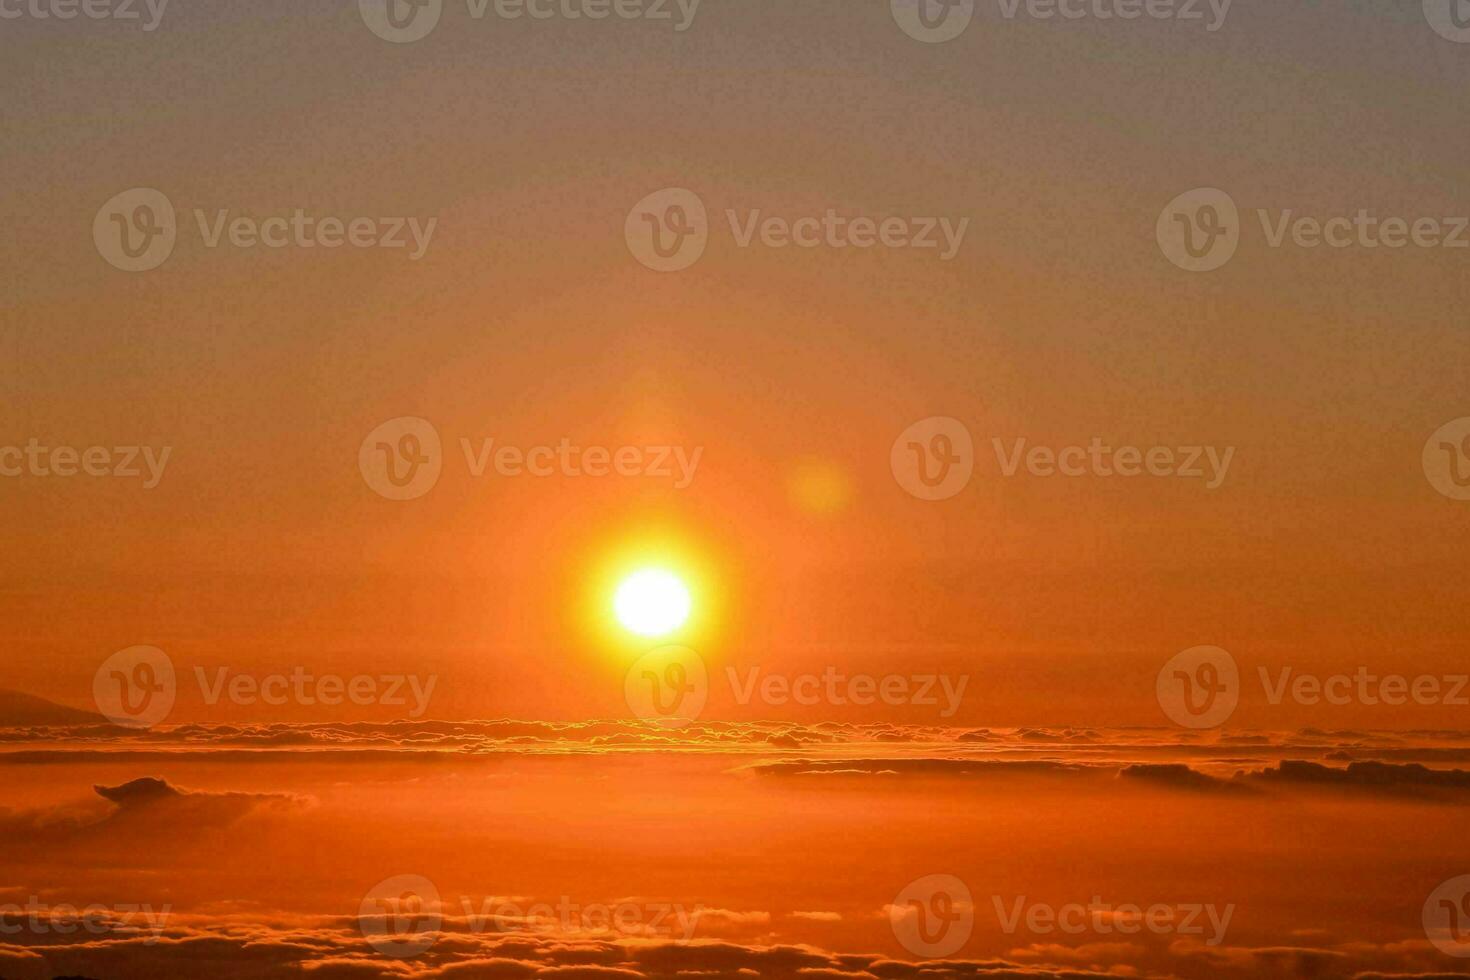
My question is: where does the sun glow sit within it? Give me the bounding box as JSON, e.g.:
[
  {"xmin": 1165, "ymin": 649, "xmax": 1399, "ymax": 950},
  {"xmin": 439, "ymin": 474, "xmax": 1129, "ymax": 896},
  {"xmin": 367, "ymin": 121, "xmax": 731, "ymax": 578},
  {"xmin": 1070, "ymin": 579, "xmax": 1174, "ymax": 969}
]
[{"xmin": 613, "ymin": 569, "xmax": 692, "ymax": 637}]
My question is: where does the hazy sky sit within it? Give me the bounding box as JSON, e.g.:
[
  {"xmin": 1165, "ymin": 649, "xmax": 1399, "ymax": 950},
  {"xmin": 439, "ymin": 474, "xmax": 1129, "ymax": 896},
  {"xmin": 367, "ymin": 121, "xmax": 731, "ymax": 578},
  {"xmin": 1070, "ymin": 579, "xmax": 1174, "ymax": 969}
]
[{"xmin": 2, "ymin": 0, "xmax": 1468, "ymax": 726}]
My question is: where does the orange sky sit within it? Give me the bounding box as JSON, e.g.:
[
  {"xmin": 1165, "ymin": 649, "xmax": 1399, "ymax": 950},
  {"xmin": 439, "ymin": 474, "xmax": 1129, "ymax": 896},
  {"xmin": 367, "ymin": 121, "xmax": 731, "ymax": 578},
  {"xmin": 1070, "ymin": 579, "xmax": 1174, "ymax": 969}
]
[
  {"xmin": 1, "ymin": 2, "xmax": 1468, "ymax": 728},
  {"xmin": 7, "ymin": 7, "xmax": 1470, "ymax": 980}
]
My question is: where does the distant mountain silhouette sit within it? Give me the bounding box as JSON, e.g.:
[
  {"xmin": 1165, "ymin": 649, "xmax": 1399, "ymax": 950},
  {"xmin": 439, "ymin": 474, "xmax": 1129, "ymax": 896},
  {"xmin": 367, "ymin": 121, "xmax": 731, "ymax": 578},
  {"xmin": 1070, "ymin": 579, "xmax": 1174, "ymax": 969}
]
[
  {"xmin": 0, "ymin": 689, "xmax": 103, "ymax": 726},
  {"xmin": 94, "ymin": 776, "xmax": 182, "ymax": 804}
]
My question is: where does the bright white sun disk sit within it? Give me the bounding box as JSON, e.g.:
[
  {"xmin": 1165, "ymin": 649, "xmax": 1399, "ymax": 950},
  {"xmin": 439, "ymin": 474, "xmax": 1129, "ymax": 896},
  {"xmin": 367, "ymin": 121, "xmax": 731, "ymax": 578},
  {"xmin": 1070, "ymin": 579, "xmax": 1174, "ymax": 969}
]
[{"xmin": 614, "ymin": 569, "xmax": 691, "ymax": 637}]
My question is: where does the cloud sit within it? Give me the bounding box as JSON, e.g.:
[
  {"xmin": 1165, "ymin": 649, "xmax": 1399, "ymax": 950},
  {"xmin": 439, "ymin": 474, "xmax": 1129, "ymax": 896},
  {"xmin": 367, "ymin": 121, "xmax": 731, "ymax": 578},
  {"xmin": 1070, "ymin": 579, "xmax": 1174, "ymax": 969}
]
[
  {"xmin": 0, "ymin": 906, "xmax": 1463, "ymax": 980},
  {"xmin": 1240, "ymin": 760, "xmax": 1470, "ymax": 799},
  {"xmin": 747, "ymin": 759, "xmax": 1103, "ymax": 779},
  {"xmin": 0, "ymin": 776, "xmax": 307, "ymax": 846},
  {"xmin": 1116, "ymin": 764, "xmax": 1250, "ymax": 794},
  {"xmin": 0, "ymin": 924, "xmax": 1142, "ymax": 980}
]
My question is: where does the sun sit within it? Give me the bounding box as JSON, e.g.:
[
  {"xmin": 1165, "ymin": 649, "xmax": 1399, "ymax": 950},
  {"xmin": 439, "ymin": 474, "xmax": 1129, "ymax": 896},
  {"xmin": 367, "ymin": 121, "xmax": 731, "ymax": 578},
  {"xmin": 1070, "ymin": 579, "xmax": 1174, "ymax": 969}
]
[{"xmin": 613, "ymin": 569, "xmax": 691, "ymax": 637}]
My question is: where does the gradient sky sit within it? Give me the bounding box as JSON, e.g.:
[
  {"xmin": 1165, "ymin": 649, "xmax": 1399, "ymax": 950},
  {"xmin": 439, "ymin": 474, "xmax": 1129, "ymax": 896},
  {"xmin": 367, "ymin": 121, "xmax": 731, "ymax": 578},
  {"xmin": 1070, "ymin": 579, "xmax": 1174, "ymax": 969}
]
[{"xmin": 2, "ymin": 0, "xmax": 1468, "ymax": 726}]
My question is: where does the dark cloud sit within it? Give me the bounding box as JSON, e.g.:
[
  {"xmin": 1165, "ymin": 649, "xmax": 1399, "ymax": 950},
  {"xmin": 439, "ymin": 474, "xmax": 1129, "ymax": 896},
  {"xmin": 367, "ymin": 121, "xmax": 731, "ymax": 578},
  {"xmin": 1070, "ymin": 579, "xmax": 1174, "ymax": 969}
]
[
  {"xmin": 6, "ymin": 925, "xmax": 1465, "ymax": 980},
  {"xmin": 0, "ymin": 925, "xmax": 1133, "ymax": 980},
  {"xmin": 0, "ymin": 776, "xmax": 307, "ymax": 845},
  {"xmin": 1116, "ymin": 763, "xmax": 1251, "ymax": 794},
  {"xmin": 1241, "ymin": 760, "xmax": 1470, "ymax": 799}
]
